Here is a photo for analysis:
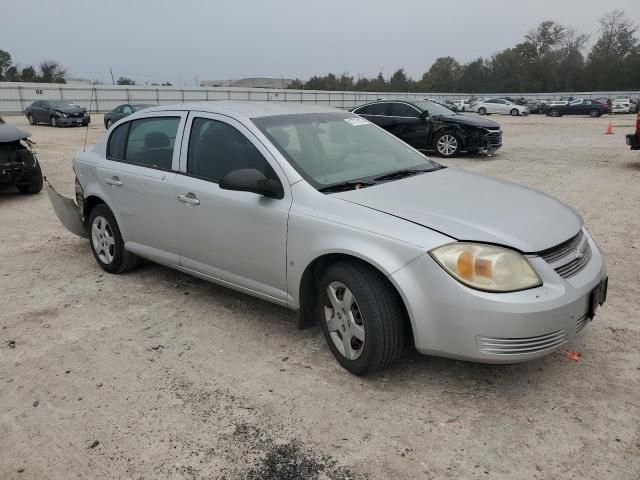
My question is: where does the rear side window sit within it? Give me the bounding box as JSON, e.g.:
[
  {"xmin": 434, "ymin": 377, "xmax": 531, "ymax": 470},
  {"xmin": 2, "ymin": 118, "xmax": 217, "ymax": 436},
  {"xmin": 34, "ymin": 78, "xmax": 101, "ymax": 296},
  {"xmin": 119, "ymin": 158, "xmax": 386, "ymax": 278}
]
[
  {"xmin": 355, "ymin": 103, "xmax": 388, "ymax": 116},
  {"xmin": 388, "ymin": 103, "xmax": 419, "ymax": 117},
  {"xmin": 187, "ymin": 117, "xmax": 277, "ymax": 183},
  {"xmin": 127, "ymin": 117, "xmax": 180, "ymax": 170},
  {"xmin": 107, "ymin": 122, "xmax": 129, "ymax": 160}
]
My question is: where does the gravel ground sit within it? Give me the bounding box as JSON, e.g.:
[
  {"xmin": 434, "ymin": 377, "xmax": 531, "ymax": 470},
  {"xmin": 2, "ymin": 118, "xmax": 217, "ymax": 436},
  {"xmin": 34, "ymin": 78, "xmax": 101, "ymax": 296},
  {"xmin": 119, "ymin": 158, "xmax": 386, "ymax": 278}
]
[{"xmin": 1, "ymin": 111, "xmax": 639, "ymax": 480}]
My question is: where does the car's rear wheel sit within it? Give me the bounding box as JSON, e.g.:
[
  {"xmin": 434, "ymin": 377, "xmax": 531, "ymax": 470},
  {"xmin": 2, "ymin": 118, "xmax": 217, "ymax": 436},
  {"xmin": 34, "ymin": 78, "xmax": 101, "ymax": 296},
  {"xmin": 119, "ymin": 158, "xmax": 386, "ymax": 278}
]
[
  {"xmin": 434, "ymin": 132, "xmax": 461, "ymax": 157},
  {"xmin": 27, "ymin": 114, "xmax": 36, "ymax": 125},
  {"xmin": 478, "ymin": 107, "xmax": 487, "ymax": 115},
  {"xmin": 88, "ymin": 204, "xmax": 139, "ymax": 274},
  {"xmin": 50, "ymin": 116, "xmax": 58, "ymax": 127},
  {"xmin": 589, "ymin": 109, "xmax": 601, "ymax": 118},
  {"xmin": 317, "ymin": 261, "xmax": 404, "ymax": 375},
  {"xmin": 510, "ymin": 108, "xmax": 519, "ymax": 116},
  {"xmin": 16, "ymin": 163, "xmax": 43, "ymax": 195}
]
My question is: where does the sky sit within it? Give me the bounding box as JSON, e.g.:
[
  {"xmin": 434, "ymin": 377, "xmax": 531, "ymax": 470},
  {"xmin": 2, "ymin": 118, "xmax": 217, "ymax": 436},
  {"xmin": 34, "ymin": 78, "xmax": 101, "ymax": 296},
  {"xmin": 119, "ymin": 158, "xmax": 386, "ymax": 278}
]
[{"xmin": 2, "ymin": 0, "xmax": 639, "ymax": 85}]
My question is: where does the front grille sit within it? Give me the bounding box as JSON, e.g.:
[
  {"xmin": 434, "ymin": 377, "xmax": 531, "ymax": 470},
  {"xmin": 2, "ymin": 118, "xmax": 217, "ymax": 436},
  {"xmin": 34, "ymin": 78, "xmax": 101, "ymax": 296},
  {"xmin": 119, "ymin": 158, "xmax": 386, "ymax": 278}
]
[
  {"xmin": 69, "ymin": 113, "xmax": 84, "ymax": 118},
  {"xmin": 478, "ymin": 330, "xmax": 568, "ymax": 355},
  {"xmin": 484, "ymin": 129, "xmax": 502, "ymax": 147},
  {"xmin": 537, "ymin": 230, "xmax": 591, "ymax": 279}
]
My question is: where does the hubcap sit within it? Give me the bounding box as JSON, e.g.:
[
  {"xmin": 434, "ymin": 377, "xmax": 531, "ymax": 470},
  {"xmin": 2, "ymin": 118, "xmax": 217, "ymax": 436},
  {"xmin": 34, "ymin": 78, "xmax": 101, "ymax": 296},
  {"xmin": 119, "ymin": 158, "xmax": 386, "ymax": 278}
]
[
  {"xmin": 437, "ymin": 135, "xmax": 458, "ymax": 156},
  {"xmin": 324, "ymin": 281, "xmax": 365, "ymax": 360},
  {"xmin": 91, "ymin": 216, "xmax": 116, "ymax": 264}
]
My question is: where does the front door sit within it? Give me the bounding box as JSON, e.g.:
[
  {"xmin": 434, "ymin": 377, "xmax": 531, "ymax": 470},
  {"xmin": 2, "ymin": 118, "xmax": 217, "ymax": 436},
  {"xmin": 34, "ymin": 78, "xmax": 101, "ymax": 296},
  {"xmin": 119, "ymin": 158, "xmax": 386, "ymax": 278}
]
[{"xmin": 173, "ymin": 113, "xmax": 291, "ymax": 302}]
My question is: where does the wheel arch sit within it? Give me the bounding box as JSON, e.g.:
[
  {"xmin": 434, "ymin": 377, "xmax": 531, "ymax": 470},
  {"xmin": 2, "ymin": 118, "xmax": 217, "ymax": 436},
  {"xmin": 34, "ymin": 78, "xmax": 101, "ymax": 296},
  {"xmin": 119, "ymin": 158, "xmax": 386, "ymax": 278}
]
[
  {"xmin": 296, "ymin": 252, "xmax": 414, "ymax": 346},
  {"xmin": 82, "ymin": 194, "xmax": 107, "ymax": 224}
]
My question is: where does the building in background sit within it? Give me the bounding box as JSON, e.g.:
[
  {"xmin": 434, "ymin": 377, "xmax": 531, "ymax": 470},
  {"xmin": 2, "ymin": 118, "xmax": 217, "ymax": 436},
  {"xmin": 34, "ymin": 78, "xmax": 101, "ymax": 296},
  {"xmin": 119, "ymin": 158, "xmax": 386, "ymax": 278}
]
[{"xmin": 200, "ymin": 77, "xmax": 295, "ymax": 89}]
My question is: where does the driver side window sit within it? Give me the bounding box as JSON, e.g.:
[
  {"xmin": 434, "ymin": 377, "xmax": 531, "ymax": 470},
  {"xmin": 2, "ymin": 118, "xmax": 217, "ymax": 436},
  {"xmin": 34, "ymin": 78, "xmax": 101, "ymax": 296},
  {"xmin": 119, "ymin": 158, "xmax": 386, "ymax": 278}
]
[{"xmin": 187, "ymin": 118, "xmax": 278, "ymax": 183}]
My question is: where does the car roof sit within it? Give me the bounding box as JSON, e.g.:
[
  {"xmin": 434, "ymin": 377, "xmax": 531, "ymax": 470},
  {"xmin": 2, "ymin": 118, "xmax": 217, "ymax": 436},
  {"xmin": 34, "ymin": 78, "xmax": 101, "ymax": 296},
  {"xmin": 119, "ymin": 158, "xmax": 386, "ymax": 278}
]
[{"xmin": 143, "ymin": 101, "xmax": 341, "ymax": 119}]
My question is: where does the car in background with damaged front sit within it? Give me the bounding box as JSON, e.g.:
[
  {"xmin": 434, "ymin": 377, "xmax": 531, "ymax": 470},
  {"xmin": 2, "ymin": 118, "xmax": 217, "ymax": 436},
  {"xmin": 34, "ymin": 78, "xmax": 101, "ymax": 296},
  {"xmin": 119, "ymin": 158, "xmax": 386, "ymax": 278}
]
[
  {"xmin": 0, "ymin": 117, "xmax": 43, "ymax": 194},
  {"xmin": 351, "ymin": 100, "xmax": 502, "ymax": 157},
  {"xmin": 25, "ymin": 100, "xmax": 90, "ymax": 127}
]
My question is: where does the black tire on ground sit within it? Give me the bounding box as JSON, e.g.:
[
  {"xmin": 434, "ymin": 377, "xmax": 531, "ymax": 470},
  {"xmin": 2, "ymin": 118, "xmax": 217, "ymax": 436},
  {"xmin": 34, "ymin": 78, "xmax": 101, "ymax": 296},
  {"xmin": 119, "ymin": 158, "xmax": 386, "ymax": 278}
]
[
  {"xmin": 50, "ymin": 116, "xmax": 58, "ymax": 127},
  {"xmin": 16, "ymin": 163, "xmax": 43, "ymax": 194},
  {"xmin": 433, "ymin": 131, "xmax": 461, "ymax": 158},
  {"xmin": 27, "ymin": 114, "xmax": 36, "ymax": 125},
  {"xmin": 550, "ymin": 109, "xmax": 561, "ymax": 117},
  {"xmin": 105, "ymin": 119, "xmax": 113, "ymax": 129},
  {"xmin": 589, "ymin": 109, "xmax": 601, "ymax": 118},
  {"xmin": 478, "ymin": 107, "xmax": 487, "ymax": 115},
  {"xmin": 510, "ymin": 108, "xmax": 519, "ymax": 116},
  {"xmin": 317, "ymin": 260, "xmax": 405, "ymax": 375},
  {"xmin": 88, "ymin": 204, "xmax": 139, "ymax": 274}
]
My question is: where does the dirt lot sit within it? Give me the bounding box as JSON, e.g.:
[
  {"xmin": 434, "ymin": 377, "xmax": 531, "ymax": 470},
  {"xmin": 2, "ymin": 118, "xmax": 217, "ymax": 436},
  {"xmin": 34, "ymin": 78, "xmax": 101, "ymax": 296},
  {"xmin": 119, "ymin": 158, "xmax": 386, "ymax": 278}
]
[{"xmin": 1, "ymin": 111, "xmax": 639, "ymax": 480}]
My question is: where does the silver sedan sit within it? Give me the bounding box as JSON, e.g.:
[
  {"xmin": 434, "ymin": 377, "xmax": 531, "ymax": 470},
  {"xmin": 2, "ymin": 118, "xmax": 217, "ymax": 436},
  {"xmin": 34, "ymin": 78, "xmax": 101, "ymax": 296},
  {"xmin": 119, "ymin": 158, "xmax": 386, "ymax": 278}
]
[{"xmin": 47, "ymin": 101, "xmax": 607, "ymax": 375}]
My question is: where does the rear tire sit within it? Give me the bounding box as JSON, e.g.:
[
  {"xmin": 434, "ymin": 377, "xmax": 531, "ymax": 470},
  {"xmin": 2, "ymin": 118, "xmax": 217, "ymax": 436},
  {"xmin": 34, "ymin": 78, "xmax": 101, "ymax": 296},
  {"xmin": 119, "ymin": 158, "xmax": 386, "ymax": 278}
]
[
  {"xmin": 16, "ymin": 163, "xmax": 43, "ymax": 194},
  {"xmin": 317, "ymin": 261, "xmax": 404, "ymax": 375},
  {"xmin": 478, "ymin": 107, "xmax": 487, "ymax": 115},
  {"xmin": 88, "ymin": 204, "xmax": 139, "ymax": 274}
]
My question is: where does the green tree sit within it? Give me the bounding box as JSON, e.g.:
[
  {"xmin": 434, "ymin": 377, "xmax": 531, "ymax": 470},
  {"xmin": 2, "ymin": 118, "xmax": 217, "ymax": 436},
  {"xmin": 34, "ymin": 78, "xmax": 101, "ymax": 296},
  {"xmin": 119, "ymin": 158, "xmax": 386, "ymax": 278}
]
[
  {"xmin": 388, "ymin": 68, "xmax": 412, "ymax": 92},
  {"xmin": 0, "ymin": 49, "xmax": 12, "ymax": 80},
  {"xmin": 21, "ymin": 66, "xmax": 37, "ymax": 82},
  {"xmin": 419, "ymin": 57, "xmax": 461, "ymax": 91},
  {"xmin": 116, "ymin": 76, "xmax": 136, "ymax": 85},
  {"xmin": 38, "ymin": 61, "xmax": 66, "ymax": 83}
]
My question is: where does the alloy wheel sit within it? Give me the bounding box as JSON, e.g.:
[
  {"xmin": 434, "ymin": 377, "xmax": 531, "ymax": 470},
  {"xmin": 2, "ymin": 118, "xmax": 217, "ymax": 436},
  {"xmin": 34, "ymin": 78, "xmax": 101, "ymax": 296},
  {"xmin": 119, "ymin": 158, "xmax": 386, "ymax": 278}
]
[
  {"xmin": 91, "ymin": 215, "xmax": 116, "ymax": 264},
  {"xmin": 437, "ymin": 134, "xmax": 458, "ymax": 156},
  {"xmin": 324, "ymin": 281, "xmax": 365, "ymax": 360},
  {"xmin": 50, "ymin": 116, "xmax": 57, "ymax": 127}
]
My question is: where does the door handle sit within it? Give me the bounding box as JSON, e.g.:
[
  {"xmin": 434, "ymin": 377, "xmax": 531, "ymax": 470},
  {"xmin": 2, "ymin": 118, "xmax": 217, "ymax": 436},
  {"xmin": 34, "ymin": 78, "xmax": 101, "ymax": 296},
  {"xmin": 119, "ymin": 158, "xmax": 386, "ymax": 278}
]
[
  {"xmin": 178, "ymin": 193, "xmax": 200, "ymax": 205},
  {"xmin": 105, "ymin": 176, "xmax": 123, "ymax": 186}
]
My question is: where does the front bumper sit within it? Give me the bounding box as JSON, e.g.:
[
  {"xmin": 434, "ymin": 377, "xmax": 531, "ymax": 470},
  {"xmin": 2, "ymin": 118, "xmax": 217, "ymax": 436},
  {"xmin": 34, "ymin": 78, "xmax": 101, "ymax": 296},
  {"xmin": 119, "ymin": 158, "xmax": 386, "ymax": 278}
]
[
  {"xmin": 391, "ymin": 230, "xmax": 607, "ymax": 363},
  {"xmin": 56, "ymin": 115, "xmax": 90, "ymax": 126}
]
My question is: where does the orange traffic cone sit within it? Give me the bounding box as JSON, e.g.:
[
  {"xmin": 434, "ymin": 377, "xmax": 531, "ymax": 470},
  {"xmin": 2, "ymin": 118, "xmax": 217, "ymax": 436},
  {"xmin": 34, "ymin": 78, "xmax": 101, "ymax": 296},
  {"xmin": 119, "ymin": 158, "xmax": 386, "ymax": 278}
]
[{"xmin": 605, "ymin": 122, "xmax": 614, "ymax": 134}]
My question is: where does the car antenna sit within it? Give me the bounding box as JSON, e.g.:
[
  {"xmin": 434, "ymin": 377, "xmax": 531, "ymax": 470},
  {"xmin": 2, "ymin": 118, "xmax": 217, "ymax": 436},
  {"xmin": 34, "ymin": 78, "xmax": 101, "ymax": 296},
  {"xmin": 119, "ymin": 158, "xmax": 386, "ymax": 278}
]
[{"xmin": 83, "ymin": 84, "xmax": 96, "ymax": 152}]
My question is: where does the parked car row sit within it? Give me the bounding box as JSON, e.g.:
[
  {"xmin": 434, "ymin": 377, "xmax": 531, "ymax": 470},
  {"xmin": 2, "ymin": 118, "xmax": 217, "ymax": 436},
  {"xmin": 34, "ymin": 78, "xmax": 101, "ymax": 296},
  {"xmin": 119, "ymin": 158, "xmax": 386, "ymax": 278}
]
[{"xmin": 22, "ymin": 102, "xmax": 155, "ymax": 128}]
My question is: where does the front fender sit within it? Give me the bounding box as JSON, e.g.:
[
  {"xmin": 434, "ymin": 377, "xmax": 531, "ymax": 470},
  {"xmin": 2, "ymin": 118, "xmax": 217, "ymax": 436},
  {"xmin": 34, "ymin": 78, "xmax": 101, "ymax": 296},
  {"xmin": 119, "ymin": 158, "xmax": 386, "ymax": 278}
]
[{"xmin": 44, "ymin": 177, "xmax": 88, "ymax": 238}]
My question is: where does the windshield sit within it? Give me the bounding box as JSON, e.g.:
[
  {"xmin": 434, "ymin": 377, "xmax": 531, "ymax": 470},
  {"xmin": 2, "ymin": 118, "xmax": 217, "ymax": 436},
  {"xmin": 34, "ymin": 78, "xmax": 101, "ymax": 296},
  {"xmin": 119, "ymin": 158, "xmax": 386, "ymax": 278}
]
[
  {"xmin": 253, "ymin": 113, "xmax": 441, "ymax": 189},
  {"xmin": 413, "ymin": 101, "xmax": 456, "ymax": 117},
  {"xmin": 132, "ymin": 104, "xmax": 152, "ymax": 111}
]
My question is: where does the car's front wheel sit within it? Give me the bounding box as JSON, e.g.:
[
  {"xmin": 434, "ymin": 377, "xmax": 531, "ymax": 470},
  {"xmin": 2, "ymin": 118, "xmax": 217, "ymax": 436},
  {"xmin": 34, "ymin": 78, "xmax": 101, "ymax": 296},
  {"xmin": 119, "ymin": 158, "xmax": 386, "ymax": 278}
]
[
  {"xmin": 88, "ymin": 204, "xmax": 139, "ymax": 274},
  {"xmin": 27, "ymin": 114, "xmax": 36, "ymax": 125},
  {"xmin": 50, "ymin": 115, "xmax": 58, "ymax": 127},
  {"xmin": 434, "ymin": 132, "xmax": 461, "ymax": 157},
  {"xmin": 317, "ymin": 261, "xmax": 404, "ymax": 375},
  {"xmin": 105, "ymin": 119, "xmax": 113, "ymax": 129},
  {"xmin": 477, "ymin": 107, "xmax": 487, "ymax": 115},
  {"xmin": 510, "ymin": 108, "xmax": 519, "ymax": 116}
]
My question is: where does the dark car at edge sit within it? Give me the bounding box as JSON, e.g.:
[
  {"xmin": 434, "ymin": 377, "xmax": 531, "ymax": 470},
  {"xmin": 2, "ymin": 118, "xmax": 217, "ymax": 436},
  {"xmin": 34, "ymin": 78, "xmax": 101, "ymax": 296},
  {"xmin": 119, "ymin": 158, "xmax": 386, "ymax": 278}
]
[
  {"xmin": 0, "ymin": 117, "xmax": 43, "ymax": 194},
  {"xmin": 545, "ymin": 99, "xmax": 610, "ymax": 118},
  {"xmin": 103, "ymin": 104, "xmax": 153, "ymax": 129},
  {"xmin": 24, "ymin": 100, "xmax": 90, "ymax": 127},
  {"xmin": 351, "ymin": 100, "xmax": 502, "ymax": 157}
]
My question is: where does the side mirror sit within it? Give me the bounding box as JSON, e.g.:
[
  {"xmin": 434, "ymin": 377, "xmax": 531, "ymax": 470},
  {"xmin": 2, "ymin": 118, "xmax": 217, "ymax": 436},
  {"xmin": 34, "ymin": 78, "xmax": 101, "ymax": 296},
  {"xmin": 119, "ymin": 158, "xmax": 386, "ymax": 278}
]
[
  {"xmin": 420, "ymin": 110, "xmax": 429, "ymax": 120},
  {"xmin": 219, "ymin": 168, "xmax": 284, "ymax": 199}
]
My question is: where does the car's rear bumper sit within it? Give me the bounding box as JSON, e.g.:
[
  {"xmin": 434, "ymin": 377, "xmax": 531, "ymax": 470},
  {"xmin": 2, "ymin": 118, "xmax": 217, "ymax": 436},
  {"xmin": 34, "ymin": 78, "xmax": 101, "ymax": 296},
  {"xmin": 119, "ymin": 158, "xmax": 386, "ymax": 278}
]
[
  {"xmin": 391, "ymin": 230, "xmax": 607, "ymax": 363},
  {"xmin": 44, "ymin": 177, "xmax": 88, "ymax": 238}
]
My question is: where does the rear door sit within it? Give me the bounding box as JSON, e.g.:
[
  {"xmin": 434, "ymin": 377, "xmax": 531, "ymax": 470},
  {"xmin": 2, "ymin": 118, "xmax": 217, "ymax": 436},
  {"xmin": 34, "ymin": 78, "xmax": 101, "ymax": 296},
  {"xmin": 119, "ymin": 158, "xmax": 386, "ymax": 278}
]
[
  {"xmin": 386, "ymin": 102, "xmax": 429, "ymax": 148},
  {"xmin": 96, "ymin": 111, "xmax": 187, "ymax": 265}
]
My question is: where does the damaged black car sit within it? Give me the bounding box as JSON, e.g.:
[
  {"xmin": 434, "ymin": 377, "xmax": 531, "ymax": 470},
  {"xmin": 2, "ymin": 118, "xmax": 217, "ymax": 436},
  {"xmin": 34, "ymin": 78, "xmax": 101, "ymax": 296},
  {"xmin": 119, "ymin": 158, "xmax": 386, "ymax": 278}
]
[
  {"xmin": 351, "ymin": 100, "xmax": 502, "ymax": 157},
  {"xmin": 24, "ymin": 100, "xmax": 90, "ymax": 127},
  {"xmin": 0, "ymin": 118, "xmax": 43, "ymax": 194}
]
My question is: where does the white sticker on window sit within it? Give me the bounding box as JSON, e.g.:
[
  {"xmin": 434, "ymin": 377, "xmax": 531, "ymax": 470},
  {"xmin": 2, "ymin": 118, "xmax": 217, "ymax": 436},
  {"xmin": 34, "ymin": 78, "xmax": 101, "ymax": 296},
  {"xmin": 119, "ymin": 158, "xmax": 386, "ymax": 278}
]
[{"xmin": 344, "ymin": 117, "xmax": 370, "ymax": 126}]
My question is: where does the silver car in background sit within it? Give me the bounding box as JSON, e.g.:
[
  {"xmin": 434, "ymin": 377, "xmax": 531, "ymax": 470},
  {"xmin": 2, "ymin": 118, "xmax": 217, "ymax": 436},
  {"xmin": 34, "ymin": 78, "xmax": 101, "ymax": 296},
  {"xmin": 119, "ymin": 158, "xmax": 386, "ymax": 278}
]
[{"xmin": 47, "ymin": 102, "xmax": 607, "ymax": 375}]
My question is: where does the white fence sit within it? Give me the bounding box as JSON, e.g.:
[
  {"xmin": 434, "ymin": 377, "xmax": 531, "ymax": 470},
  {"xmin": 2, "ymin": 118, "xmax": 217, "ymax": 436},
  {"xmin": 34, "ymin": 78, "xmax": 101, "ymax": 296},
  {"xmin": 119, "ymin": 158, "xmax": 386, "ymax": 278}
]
[{"xmin": 1, "ymin": 82, "xmax": 639, "ymax": 115}]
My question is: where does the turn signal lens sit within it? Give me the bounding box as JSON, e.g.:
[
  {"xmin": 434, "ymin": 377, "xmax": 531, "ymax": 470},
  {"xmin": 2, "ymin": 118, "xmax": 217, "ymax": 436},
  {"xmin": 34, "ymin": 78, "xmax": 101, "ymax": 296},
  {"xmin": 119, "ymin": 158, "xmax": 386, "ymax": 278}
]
[{"xmin": 430, "ymin": 243, "xmax": 541, "ymax": 292}]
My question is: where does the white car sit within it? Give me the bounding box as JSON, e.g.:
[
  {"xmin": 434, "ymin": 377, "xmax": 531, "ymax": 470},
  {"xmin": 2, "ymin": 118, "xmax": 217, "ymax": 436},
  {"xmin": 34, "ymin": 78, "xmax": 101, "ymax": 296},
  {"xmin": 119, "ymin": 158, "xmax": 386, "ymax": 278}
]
[
  {"xmin": 612, "ymin": 98, "xmax": 637, "ymax": 114},
  {"xmin": 453, "ymin": 100, "xmax": 471, "ymax": 112},
  {"xmin": 474, "ymin": 99, "xmax": 529, "ymax": 116}
]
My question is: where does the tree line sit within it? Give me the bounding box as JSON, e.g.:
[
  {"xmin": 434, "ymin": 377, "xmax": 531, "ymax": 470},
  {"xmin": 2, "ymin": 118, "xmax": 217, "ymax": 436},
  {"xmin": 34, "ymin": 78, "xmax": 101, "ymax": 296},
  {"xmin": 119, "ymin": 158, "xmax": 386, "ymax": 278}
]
[
  {"xmin": 291, "ymin": 10, "xmax": 640, "ymax": 93},
  {"xmin": 0, "ymin": 50, "xmax": 67, "ymax": 83}
]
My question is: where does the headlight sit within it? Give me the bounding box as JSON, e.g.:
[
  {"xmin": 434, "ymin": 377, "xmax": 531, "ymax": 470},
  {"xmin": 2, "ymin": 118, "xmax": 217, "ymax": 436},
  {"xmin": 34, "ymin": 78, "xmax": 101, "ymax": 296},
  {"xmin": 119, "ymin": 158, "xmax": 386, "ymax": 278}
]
[
  {"xmin": 56, "ymin": 111, "xmax": 68, "ymax": 118},
  {"xmin": 430, "ymin": 243, "xmax": 541, "ymax": 292}
]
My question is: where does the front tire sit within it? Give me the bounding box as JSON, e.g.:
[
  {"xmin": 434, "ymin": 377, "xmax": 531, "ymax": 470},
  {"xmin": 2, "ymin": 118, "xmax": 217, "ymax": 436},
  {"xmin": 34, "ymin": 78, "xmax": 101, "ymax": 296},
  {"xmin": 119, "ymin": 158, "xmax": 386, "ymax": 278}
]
[
  {"xmin": 88, "ymin": 204, "xmax": 139, "ymax": 274},
  {"xmin": 510, "ymin": 108, "xmax": 519, "ymax": 116},
  {"xmin": 50, "ymin": 116, "xmax": 58, "ymax": 127},
  {"xmin": 27, "ymin": 114, "xmax": 36, "ymax": 125},
  {"xmin": 317, "ymin": 261, "xmax": 404, "ymax": 375},
  {"xmin": 434, "ymin": 132, "xmax": 461, "ymax": 157},
  {"xmin": 478, "ymin": 107, "xmax": 487, "ymax": 115},
  {"xmin": 105, "ymin": 119, "xmax": 113, "ymax": 129}
]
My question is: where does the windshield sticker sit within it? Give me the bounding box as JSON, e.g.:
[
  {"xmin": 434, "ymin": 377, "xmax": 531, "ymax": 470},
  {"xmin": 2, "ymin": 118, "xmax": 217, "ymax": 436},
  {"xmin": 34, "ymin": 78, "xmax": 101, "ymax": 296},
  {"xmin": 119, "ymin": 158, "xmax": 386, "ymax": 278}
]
[{"xmin": 344, "ymin": 117, "xmax": 370, "ymax": 126}]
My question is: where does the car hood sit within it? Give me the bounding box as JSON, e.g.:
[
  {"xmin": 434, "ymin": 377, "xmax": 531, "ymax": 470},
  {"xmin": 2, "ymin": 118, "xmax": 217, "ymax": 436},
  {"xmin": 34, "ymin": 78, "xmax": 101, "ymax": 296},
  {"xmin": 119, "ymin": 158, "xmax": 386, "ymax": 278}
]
[
  {"xmin": 433, "ymin": 114, "xmax": 500, "ymax": 129},
  {"xmin": 55, "ymin": 105, "xmax": 86, "ymax": 114},
  {"xmin": 0, "ymin": 124, "xmax": 31, "ymax": 143},
  {"xmin": 333, "ymin": 168, "xmax": 582, "ymax": 252}
]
